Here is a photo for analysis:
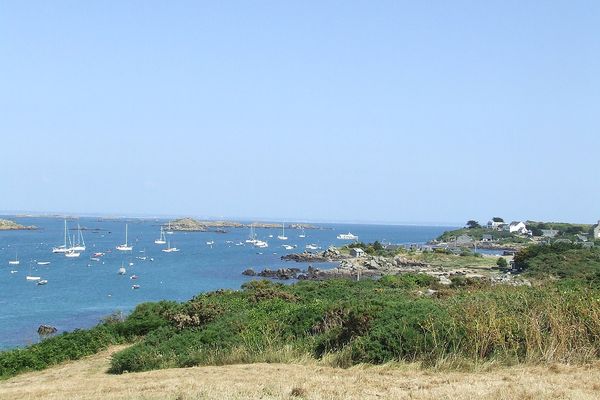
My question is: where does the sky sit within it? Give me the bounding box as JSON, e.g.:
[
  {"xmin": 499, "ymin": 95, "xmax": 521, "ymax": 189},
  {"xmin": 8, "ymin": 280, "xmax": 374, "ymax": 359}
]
[{"xmin": 1, "ymin": 1, "xmax": 599, "ymax": 225}]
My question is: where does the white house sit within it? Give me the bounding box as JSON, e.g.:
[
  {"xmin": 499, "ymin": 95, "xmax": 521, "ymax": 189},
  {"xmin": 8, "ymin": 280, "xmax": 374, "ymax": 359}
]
[
  {"xmin": 487, "ymin": 220, "xmax": 505, "ymax": 230},
  {"xmin": 509, "ymin": 221, "xmax": 528, "ymax": 235},
  {"xmin": 594, "ymin": 221, "xmax": 600, "ymax": 239},
  {"xmin": 350, "ymin": 248, "xmax": 365, "ymax": 257}
]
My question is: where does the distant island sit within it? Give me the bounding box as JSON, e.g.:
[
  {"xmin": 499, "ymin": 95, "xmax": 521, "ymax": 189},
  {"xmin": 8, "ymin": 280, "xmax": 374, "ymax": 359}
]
[
  {"xmin": 0, "ymin": 218, "xmax": 36, "ymax": 230},
  {"xmin": 167, "ymin": 217, "xmax": 319, "ymax": 231}
]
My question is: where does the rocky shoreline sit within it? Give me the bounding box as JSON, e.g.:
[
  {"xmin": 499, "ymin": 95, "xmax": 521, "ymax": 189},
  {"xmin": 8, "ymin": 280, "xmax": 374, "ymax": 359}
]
[{"xmin": 245, "ymin": 249, "xmax": 530, "ymax": 287}]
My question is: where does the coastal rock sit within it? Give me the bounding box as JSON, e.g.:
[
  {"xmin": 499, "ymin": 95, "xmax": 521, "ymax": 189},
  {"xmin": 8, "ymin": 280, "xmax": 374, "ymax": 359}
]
[
  {"xmin": 257, "ymin": 268, "xmax": 302, "ymax": 280},
  {"xmin": 37, "ymin": 325, "xmax": 57, "ymax": 336},
  {"xmin": 242, "ymin": 268, "xmax": 256, "ymax": 276},
  {"xmin": 281, "ymin": 247, "xmax": 347, "ymax": 263}
]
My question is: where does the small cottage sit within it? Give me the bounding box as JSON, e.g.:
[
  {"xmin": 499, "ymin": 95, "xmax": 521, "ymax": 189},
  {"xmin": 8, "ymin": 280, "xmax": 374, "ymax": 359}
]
[
  {"xmin": 594, "ymin": 221, "xmax": 600, "ymax": 239},
  {"xmin": 509, "ymin": 221, "xmax": 528, "ymax": 235},
  {"xmin": 350, "ymin": 248, "xmax": 365, "ymax": 257}
]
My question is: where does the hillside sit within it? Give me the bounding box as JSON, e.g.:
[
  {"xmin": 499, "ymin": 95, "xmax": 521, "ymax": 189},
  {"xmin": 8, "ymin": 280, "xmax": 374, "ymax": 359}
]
[{"xmin": 1, "ymin": 345, "xmax": 599, "ymax": 400}]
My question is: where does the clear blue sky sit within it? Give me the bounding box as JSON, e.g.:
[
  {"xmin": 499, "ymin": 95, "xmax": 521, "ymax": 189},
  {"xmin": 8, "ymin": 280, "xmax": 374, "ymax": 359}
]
[{"xmin": 1, "ymin": 1, "xmax": 598, "ymax": 225}]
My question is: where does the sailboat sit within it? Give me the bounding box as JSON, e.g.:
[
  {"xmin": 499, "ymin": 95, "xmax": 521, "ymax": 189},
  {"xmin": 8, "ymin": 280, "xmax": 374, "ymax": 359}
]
[
  {"xmin": 116, "ymin": 224, "xmax": 133, "ymax": 251},
  {"xmin": 71, "ymin": 224, "xmax": 86, "ymax": 251},
  {"xmin": 52, "ymin": 220, "xmax": 70, "ymax": 253},
  {"xmin": 299, "ymin": 227, "xmax": 306, "ymax": 238},
  {"xmin": 154, "ymin": 226, "xmax": 167, "ymax": 244},
  {"xmin": 8, "ymin": 250, "xmax": 19, "ymax": 265},
  {"xmin": 165, "ymin": 221, "xmax": 174, "ymax": 235},
  {"xmin": 26, "ymin": 261, "xmax": 41, "ymax": 281},
  {"xmin": 277, "ymin": 223, "xmax": 288, "ymax": 240},
  {"xmin": 245, "ymin": 224, "xmax": 258, "ymax": 244},
  {"xmin": 118, "ymin": 262, "xmax": 126, "ymax": 275},
  {"xmin": 65, "ymin": 234, "xmax": 81, "ymax": 257},
  {"xmin": 162, "ymin": 240, "xmax": 179, "ymax": 253}
]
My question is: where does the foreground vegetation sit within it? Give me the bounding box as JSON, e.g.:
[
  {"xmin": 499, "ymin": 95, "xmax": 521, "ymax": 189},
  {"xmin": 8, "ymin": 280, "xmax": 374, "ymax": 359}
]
[{"xmin": 2, "ymin": 265, "xmax": 600, "ymax": 380}]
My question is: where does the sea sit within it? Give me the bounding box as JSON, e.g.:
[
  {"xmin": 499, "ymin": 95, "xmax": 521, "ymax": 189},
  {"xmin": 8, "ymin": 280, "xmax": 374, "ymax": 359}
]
[{"xmin": 0, "ymin": 216, "xmax": 455, "ymax": 350}]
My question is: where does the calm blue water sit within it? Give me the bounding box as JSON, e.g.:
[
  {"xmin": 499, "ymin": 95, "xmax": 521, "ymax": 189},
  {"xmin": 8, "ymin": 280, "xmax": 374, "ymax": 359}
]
[{"xmin": 0, "ymin": 217, "xmax": 453, "ymax": 349}]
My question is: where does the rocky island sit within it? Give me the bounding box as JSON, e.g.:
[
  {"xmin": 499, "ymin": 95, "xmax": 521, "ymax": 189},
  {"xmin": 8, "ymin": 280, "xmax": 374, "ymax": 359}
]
[
  {"xmin": 0, "ymin": 218, "xmax": 36, "ymax": 230},
  {"xmin": 167, "ymin": 217, "xmax": 320, "ymax": 231}
]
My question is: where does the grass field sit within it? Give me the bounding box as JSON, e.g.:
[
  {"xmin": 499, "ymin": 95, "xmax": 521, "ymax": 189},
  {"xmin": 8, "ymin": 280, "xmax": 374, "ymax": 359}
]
[{"xmin": 1, "ymin": 345, "xmax": 599, "ymax": 400}]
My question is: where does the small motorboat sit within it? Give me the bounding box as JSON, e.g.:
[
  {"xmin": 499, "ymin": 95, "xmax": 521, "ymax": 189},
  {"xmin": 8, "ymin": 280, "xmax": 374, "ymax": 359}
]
[
  {"xmin": 118, "ymin": 266, "xmax": 126, "ymax": 275},
  {"xmin": 37, "ymin": 280, "xmax": 48, "ymax": 286},
  {"xmin": 37, "ymin": 261, "xmax": 51, "ymax": 265},
  {"xmin": 131, "ymin": 284, "xmax": 140, "ymax": 289},
  {"xmin": 26, "ymin": 276, "xmax": 41, "ymax": 281},
  {"xmin": 130, "ymin": 275, "xmax": 138, "ymax": 280},
  {"xmin": 90, "ymin": 257, "xmax": 100, "ymax": 262}
]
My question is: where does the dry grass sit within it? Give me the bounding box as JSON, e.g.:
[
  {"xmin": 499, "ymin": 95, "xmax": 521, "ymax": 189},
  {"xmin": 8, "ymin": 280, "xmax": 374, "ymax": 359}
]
[{"xmin": 1, "ymin": 346, "xmax": 600, "ymax": 400}]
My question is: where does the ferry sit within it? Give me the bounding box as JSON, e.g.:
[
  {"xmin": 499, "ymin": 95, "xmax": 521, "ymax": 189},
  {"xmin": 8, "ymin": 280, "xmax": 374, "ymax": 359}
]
[{"xmin": 337, "ymin": 232, "xmax": 359, "ymax": 240}]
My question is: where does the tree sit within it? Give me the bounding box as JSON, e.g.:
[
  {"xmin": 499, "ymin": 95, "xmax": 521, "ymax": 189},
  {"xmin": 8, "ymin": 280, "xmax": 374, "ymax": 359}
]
[
  {"xmin": 496, "ymin": 257, "xmax": 508, "ymax": 269},
  {"xmin": 492, "ymin": 217, "xmax": 504, "ymax": 223},
  {"xmin": 372, "ymin": 241, "xmax": 383, "ymax": 251},
  {"xmin": 466, "ymin": 220, "xmax": 481, "ymax": 229}
]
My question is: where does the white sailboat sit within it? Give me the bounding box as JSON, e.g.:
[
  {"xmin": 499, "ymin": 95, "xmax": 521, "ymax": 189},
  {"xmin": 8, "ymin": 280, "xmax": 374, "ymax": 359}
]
[
  {"xmin": 65, "ymin": 234, "xmax": 81, "ymax": 257},
  {"xmin": 118, "ymin": 263, "xmax": 126, "ymax": 275},
  {"xmin": 245, "ymin": 224, "xmax": 258, "ymax": 244},
  {"xmin": 154, "ymin": 226, "xmax": 167, "ymax": 244},
  {"xmin": 162, "ymin": 240, "xmax": 179, "ymax": 253},
  {"xmin": 26, "ymin": 261, "xmax": 40, "ymax": 280},
  {"xmin": 71, "ymin": 224, "xmax": 86, "ymax": 251},
  {"xmin": 277, "ymin": 223, "xmax": 288, "ymax": 240},
  {"xmin": 165, "ymin": 221, "xmax": 174, "ymax": 235},
  {"xmin": 116, "ymin": 224, "xmax": 133, "ymax": 251},
  {"xmin": 299, "ymin": 227, "xmax": 306, "ymax": 238},
  {"xmin": 52, "ymin": 220, "xmax": 70, "ymax": 253},
  {"xmin": 8, "ymin": 251, "xmax": 19, "ymax": 265}
]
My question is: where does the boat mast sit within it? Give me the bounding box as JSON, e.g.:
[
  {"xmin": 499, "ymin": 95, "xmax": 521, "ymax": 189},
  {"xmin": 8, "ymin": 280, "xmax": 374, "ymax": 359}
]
[
  {"xmin": 125, "ymin": 224, "xmax": 128, "ymax": 246},
  {"xmin": 64, "ymin": 219, "xmax": 67, "ymax": 248}
]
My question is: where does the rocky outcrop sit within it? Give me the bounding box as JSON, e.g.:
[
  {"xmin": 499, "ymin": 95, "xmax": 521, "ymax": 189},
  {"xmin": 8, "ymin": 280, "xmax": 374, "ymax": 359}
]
[
  {"xmin": 168, "ymin": 218, "xmax": 209, "ymax": 231},
  {"xmin": 242, "ymin": 268, "xmax": 256, "ymax": 276},
  {"xmin": 37, "ymin": 324, "xmax": 57, "ymax": 336},
  {"xmin": 0, "ymin": 218, "xmax": 37, "ymax": 230},
  {"xmin": 281, "ymin": 247, "xmax": 346, "ymax": 262}
]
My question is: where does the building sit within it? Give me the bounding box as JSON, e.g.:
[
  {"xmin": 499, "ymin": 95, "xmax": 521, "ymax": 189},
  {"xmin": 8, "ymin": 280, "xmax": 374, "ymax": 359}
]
[
  {"xmin": 541, "ymin": 229, "xmax": 559, "ymax": 238},
  {"xmin": 350, "ymin": 248, "xmax": 365, "ymax": 257},
  {"xmin": 595, "ymin": 221, "xmax": 600, "ymax": 240},
  {"xmin": 509, "ymin": 221, "xmax": 528, "ymax": 235},
  {"xmin": 487, "ymin": 220, "xmax": 506, "ymax": 230},
  {"xmin": 576, "ymin": 234, "xmax": 589, "ymax": 242},
  {"xmin": 481, "ymin": 234, "xmax": 493, "ymax": 242}
]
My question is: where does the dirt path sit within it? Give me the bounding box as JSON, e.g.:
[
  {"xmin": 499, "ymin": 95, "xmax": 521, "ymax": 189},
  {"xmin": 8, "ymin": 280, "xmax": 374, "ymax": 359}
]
[{"xmin": 1, "ymin": 346, "xmax": 599, "ymax": 399}]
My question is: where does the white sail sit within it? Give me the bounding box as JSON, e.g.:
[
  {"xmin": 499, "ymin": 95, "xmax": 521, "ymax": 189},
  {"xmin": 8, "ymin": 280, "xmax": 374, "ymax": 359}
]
[{"xmin": 116, "ymin": 224, "xmax": 133, "ymax": 251}]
